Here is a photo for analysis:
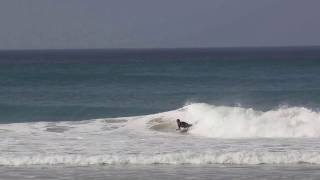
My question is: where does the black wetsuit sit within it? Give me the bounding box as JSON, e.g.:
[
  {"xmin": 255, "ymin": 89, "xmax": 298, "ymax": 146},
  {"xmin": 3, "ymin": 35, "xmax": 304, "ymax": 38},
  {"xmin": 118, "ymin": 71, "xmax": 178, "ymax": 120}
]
[{"xmin": 177, "ymin": 119, "xmax": 192, "ymax": 130}]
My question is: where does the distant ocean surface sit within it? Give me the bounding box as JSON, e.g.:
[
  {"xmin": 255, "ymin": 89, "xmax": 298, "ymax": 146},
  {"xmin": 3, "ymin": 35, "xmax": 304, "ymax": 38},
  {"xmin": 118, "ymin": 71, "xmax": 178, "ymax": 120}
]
[
  {"xmin": 1, "ymin": 47, "xmax": 320, "ymax": 179},
  {"xmin": 1, "ymin": 47, "xmax": 320, "ymax": 123}
]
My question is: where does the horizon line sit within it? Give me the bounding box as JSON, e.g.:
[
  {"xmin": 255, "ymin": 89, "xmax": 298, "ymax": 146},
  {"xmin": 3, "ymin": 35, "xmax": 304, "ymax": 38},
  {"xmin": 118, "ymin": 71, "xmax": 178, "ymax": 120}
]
[{"xmin": 0, "ymin": 45, "xmax": 320, "ymax": 52}]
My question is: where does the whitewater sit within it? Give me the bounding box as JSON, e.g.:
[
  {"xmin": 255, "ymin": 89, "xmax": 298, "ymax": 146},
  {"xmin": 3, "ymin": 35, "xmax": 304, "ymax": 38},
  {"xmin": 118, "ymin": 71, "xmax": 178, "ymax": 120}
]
[{"xmin": 1, "ymin": 103, "xmax": 320, "ymax": 166}]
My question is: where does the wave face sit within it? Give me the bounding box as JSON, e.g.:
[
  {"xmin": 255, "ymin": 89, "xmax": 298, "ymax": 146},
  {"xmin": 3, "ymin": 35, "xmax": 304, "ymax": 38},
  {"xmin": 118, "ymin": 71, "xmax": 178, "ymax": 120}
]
[{"xmin": 1, "ymin": 103, "xmax": 320, "ymax": 166}]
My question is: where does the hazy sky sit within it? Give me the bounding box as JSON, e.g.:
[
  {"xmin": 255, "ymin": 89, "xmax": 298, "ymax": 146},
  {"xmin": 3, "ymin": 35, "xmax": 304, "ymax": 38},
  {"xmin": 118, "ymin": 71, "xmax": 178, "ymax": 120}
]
[{"xmin": 0, "ymin": 0, "xmax": 320, "ymax": 49}]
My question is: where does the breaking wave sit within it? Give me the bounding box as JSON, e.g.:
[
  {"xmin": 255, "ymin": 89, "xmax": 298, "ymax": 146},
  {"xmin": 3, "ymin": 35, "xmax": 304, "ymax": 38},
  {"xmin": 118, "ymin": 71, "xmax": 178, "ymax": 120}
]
[{"xmin": 147, "ymin": 103, "xmax": 320, "ymax": 138}]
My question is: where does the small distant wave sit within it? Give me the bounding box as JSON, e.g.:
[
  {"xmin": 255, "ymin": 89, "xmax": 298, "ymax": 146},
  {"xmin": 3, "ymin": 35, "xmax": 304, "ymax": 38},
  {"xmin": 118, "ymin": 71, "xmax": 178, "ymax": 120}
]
[{"xmin": 1, "ymin": 150, "xmax": 320, "ymax": 166}]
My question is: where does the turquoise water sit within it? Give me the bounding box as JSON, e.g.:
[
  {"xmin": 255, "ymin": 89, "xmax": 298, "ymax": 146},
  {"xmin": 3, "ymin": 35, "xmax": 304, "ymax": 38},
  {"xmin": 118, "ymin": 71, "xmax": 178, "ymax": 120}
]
[{"xmin": 1, "ymin": 47, "xmax": 320, "ymax": 123}]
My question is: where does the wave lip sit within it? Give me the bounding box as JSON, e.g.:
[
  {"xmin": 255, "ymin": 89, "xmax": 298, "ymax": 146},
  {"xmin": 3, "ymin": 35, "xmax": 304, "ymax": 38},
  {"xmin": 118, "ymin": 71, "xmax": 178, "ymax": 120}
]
[{"xmin": 2, "ymin": 150, "xmax": 320, "ymax": 166}]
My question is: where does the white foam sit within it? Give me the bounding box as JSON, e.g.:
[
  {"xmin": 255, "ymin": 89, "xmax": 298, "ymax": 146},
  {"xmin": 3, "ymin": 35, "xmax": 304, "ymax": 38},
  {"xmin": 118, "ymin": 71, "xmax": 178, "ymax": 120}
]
[
  {"xmin": 148, "ymin": 103, "xmax": 320, "ymax": 138},
  {"xmin": 1, "ymin": 150, "xmax": 320, "ymax": 166}
]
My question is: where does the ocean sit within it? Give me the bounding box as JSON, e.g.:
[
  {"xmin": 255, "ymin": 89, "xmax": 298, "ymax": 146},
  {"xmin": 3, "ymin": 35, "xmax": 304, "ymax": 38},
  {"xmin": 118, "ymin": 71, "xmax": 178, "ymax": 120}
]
[{"xmin": 1, "ymin": 47, "xmax": 320, "ymax": 179}]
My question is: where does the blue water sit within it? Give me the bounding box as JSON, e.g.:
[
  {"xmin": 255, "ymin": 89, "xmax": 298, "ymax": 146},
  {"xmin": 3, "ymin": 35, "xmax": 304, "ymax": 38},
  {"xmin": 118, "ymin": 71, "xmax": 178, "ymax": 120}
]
[{"xmin": 1, "ymin": 47, "xmax": 320, "ymax": 123}]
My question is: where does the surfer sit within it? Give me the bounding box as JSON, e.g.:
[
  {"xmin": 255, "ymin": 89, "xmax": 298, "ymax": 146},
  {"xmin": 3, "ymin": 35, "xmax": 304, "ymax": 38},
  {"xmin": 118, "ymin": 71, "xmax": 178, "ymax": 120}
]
[{"xmin": 176, "ymin": 119, "xmax": 192, "ymax": 130}]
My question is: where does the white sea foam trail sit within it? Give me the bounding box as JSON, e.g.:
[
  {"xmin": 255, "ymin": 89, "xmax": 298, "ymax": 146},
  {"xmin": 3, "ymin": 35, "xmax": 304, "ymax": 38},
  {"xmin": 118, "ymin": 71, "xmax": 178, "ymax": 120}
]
[
  {"xmin": 1, "ymin": 150, "xmax": 320, "ymax": 166},
  {"xmin": 151, "ymin": 103, "xmax": 320, "ymax": 138}
]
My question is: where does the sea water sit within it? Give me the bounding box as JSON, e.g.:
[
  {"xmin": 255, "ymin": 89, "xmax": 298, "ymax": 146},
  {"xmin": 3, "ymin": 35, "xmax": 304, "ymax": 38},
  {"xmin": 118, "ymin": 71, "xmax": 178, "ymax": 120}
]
[{"xmin": 1, "ymin": 47, "xmax": 320, "ymax": 179}]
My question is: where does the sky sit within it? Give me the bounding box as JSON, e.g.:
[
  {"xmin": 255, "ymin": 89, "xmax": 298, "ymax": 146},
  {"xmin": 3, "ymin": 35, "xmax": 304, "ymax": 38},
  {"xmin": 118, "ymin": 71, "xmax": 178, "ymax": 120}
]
[{"xmin": 0, "ymin": 0, "xmax": 320, "ymax": 49}]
